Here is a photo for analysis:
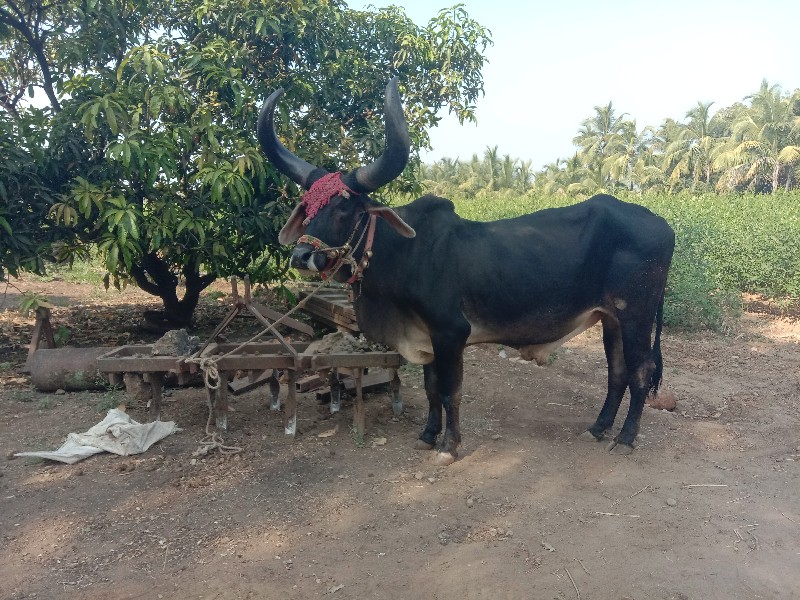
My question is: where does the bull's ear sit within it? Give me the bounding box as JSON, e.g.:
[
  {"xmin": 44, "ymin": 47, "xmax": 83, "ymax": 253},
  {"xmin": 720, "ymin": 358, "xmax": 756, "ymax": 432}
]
[
  {"xmin": 278, "ymin": 203, "xmax": 307, "ymax": 244},
  {"xmin": 366, "ymin": 205, "xmax": 416, "ymax": 238}
]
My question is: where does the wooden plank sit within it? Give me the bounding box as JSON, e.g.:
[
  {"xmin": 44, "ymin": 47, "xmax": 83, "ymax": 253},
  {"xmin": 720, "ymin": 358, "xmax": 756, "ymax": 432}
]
[
  {"xmin": 228, "ymin": 369, "xmax": 275, "ymax": 395},
  {"xmin": 213, "ymin": 355, "xmax": 298, "ymax": 370},
  {"xmin": 300, "ymin": 309, "xmax": 359, "ymax": 333},
  {"xmin": 303, "ymin": 295, "xmax": 356, "ymax": 316},
  {"xmin": 210, "ymin": 342, "xmax": 311, "ymax": 355},
  {"xmin": 23, "ymin": 307, "xmax": 55, "ymax": 372},
  {"xmin": 315, "ymin": 369, "xmax": 395, "ymax": 400},
  {"xmin": 249, "ymin": 302, "xmax": 315, "ymax": 337},
  {"xmin": 142, "ymin": 372, "xmax": 165, "ymax": 421},
  {"xmin": 309, "ymin": 352, "xmax": 405, "ymax": 370},
  {"xmin": 96, "ymin": 345, "xmax": 190, "ymax": 376},
  {"xmin": 305, "ymin": 312, "xmax": 358, "ymax": 331}
]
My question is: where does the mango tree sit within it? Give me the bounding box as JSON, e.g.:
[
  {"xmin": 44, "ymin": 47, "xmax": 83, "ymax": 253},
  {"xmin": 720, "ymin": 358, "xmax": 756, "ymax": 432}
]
[{"xmin": 1, "ymin": 0, "xmax": 491, "ymax": 328}]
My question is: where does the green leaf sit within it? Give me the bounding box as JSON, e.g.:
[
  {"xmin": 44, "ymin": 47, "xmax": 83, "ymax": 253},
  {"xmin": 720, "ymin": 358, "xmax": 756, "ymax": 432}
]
[{"xmin": 106, "ymin": 108, "xmax": 118, "ymax": 135}]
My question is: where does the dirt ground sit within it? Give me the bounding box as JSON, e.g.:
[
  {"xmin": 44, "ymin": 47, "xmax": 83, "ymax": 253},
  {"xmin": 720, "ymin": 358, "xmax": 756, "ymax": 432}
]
[{"xmin": 1, "ymin": 278, "xmax": 799, "ymax": 600}]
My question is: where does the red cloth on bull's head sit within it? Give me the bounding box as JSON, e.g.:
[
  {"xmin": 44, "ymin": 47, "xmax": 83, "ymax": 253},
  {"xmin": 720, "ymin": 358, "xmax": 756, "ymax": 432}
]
[{"xmin": 301, "ymin": 172, "xmax": 355, "ymax": 224}]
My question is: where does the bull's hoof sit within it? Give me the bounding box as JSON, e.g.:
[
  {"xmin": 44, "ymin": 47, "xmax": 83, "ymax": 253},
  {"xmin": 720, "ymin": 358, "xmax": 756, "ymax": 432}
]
[
  {"xmin": 433, "ymin": 451, "xmax": 457, "ymax": 466},
  {"xmin": 414, "ymin": 439, "xmax": 435, "ymax": 451},
  {"xmin": 578, "ymin": 430, "xmax": 604, "ymax": 442},
  {"xmin": 606, "ymin": 440, "xmax": 635, "ymax": 455}
]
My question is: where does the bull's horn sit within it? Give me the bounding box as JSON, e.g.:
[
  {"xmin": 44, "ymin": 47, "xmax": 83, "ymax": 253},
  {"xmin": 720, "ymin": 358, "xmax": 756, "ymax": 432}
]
[
  {"xmin": 257, "ymin": 87, "xmax": 321, "ymax": 189},
  {"xmin": 347, "ymin": 77, "xmax": 411, "ymax": 193}
]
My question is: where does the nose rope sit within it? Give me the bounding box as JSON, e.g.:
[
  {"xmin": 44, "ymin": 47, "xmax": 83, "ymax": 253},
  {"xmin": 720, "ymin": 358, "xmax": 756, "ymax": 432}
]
[{"xmin": 297, "ymin": 212, "xmax": 374, "ymax": 282}]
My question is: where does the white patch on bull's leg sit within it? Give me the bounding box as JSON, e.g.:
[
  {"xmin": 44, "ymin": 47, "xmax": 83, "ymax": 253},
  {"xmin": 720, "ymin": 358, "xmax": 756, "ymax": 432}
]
[
  {"xmin": 433, "ymin": 451, "xmax": 457, "ymax": 466},
  {"xmin": 633, "ymin": 360, "xmax": 656, "ymax": 389}
]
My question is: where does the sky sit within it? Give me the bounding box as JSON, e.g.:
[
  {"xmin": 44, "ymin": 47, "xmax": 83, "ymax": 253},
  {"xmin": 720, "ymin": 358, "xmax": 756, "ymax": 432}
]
[{"xmin": 350, "ymin": 0, "xmax": 800, "ymax": 169}]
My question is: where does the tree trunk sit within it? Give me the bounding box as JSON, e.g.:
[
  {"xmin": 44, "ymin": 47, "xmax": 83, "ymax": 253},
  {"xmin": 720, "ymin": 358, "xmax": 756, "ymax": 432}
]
[
  {"xmin": 130, "ymin": 253, "xmax": 216, "ymax": 331},
  {"xmin": 772, "ymin": 161, "xmax": 781, "ymax": 193}
]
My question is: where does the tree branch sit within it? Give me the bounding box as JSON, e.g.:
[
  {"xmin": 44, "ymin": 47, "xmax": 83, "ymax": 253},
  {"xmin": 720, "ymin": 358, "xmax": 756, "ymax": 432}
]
[{"xmin": 129, "ymin": 264, "xmax": 162, "ymax": 296}]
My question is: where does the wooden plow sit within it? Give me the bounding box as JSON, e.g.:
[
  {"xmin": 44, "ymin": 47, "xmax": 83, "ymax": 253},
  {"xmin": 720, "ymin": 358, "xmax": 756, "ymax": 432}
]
[{"xmin": 97, "ymin": 277, "xmax": 405, "ymax": 440}]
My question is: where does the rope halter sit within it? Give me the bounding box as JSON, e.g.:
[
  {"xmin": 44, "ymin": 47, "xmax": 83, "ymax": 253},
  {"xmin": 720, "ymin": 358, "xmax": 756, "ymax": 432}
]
[{"xmin": 294, "ymin": 172, "xmax": 378, "ymax": 284}]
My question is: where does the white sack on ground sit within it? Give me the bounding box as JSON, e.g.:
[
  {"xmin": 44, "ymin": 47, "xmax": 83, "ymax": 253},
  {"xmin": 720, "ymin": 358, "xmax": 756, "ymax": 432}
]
[{"xmin": 14, "ymin": 408, "xmax": 179, "ymax": 464}]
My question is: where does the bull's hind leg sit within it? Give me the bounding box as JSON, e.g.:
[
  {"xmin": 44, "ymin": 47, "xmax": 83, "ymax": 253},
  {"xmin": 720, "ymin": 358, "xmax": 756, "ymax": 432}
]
[
  {"xmin": 606, "ymin": 320, "xmax": 657, "ymax": 455},
  {"xmin": 581, "ymin": 316, "xmax": 628, "ymax": 442}
]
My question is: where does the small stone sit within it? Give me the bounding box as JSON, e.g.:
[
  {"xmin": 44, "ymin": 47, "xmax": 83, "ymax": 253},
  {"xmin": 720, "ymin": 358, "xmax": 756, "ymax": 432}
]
[
  {"xmin": 666, "ymin": 498, "xmax": 677, "ymax": 507},
  {"xmin": 427, "ymin": 477, "xmax": 436, "ymax": 484},
  {"xmin": 75, "ymin": 469, "xmax": 84, "ymax": 476},
  {"xmin": 54, "ymin": 389, "xmax": 66, "ymax": 395},
  {"xmin": 466, "ymin": 497, "xmax": 474, "ymax": 508},
  {"xmin": 414, "ymin": 471, "xmax": 424, "ymax": 480},
  {"xmin": 491, "ymin": 434, "xmax": 502, "ymax": 441},
  {"xmin": 646, "ymin": 389, "xmax": 677, "ymax": 411}
]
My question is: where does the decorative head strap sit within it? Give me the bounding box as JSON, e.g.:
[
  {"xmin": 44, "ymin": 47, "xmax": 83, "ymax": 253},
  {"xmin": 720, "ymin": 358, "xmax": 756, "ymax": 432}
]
[{"xmin": 302, "ymin": 172, "xmax": 356, "ymax": 225}]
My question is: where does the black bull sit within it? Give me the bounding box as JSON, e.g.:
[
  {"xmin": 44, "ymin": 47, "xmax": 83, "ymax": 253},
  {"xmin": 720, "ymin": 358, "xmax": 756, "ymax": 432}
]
[{"xmin": 258, "ymin": 79, "xmax": 675, "ymax": 465}]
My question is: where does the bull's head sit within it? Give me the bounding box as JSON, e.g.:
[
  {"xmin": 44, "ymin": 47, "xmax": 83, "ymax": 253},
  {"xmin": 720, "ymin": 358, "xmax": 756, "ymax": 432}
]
[{"xmin": 258, "ymin": 78, "xmax": 416, "ymax": 280}]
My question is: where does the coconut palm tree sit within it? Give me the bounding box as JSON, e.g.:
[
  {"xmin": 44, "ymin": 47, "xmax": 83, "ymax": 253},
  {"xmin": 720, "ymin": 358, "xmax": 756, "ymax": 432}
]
[
  {"xmin": 483, "ymin": 145, "xmax": 500, "ymax": 191},
  {"xmin": 500, "ymin": 154, "xmax": 516, "ymax": 189},
  {"xmin": 662, "ymin": 101, "xmax": 722, "ymax": 191},
  {"xmin": 573, "ymin": 102, "xmax": 634, "ymax": 190},
  {"xmin": 516, "ymin": 159, "xmax": 533, "ymax": 192},
  {"xmin": 714, "ymin": 80, "xmax": 800, "ymax": 193},
  {"xmin": 535, "ymin": 154, "xmax": 592, "ymax": 196}
]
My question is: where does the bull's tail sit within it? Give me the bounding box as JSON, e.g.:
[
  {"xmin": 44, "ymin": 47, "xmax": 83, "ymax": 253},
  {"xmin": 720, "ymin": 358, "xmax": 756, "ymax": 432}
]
[{"xmin": 648, "ymin": 290, "xmax": 666, "ymax": 396}]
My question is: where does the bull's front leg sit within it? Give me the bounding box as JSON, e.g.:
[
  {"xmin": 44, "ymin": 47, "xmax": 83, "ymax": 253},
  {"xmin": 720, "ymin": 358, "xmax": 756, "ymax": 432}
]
[
  {"xmin": 416, "ymin": 328, "xmax": 467, "ymax": 466},
  {"xmin": 415, "ymin": 363, "xmax": 442, "ymax": 449}
]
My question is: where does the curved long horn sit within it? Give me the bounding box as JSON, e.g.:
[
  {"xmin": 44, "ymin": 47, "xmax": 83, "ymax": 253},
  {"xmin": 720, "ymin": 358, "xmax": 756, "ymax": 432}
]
[
  {"xmin": 347, "ymin": 77, "xmax": 411, "ymax": 194},
  {"xmin": 257, "ymin": 88, "xmax": 321, "ymax": 189}
]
